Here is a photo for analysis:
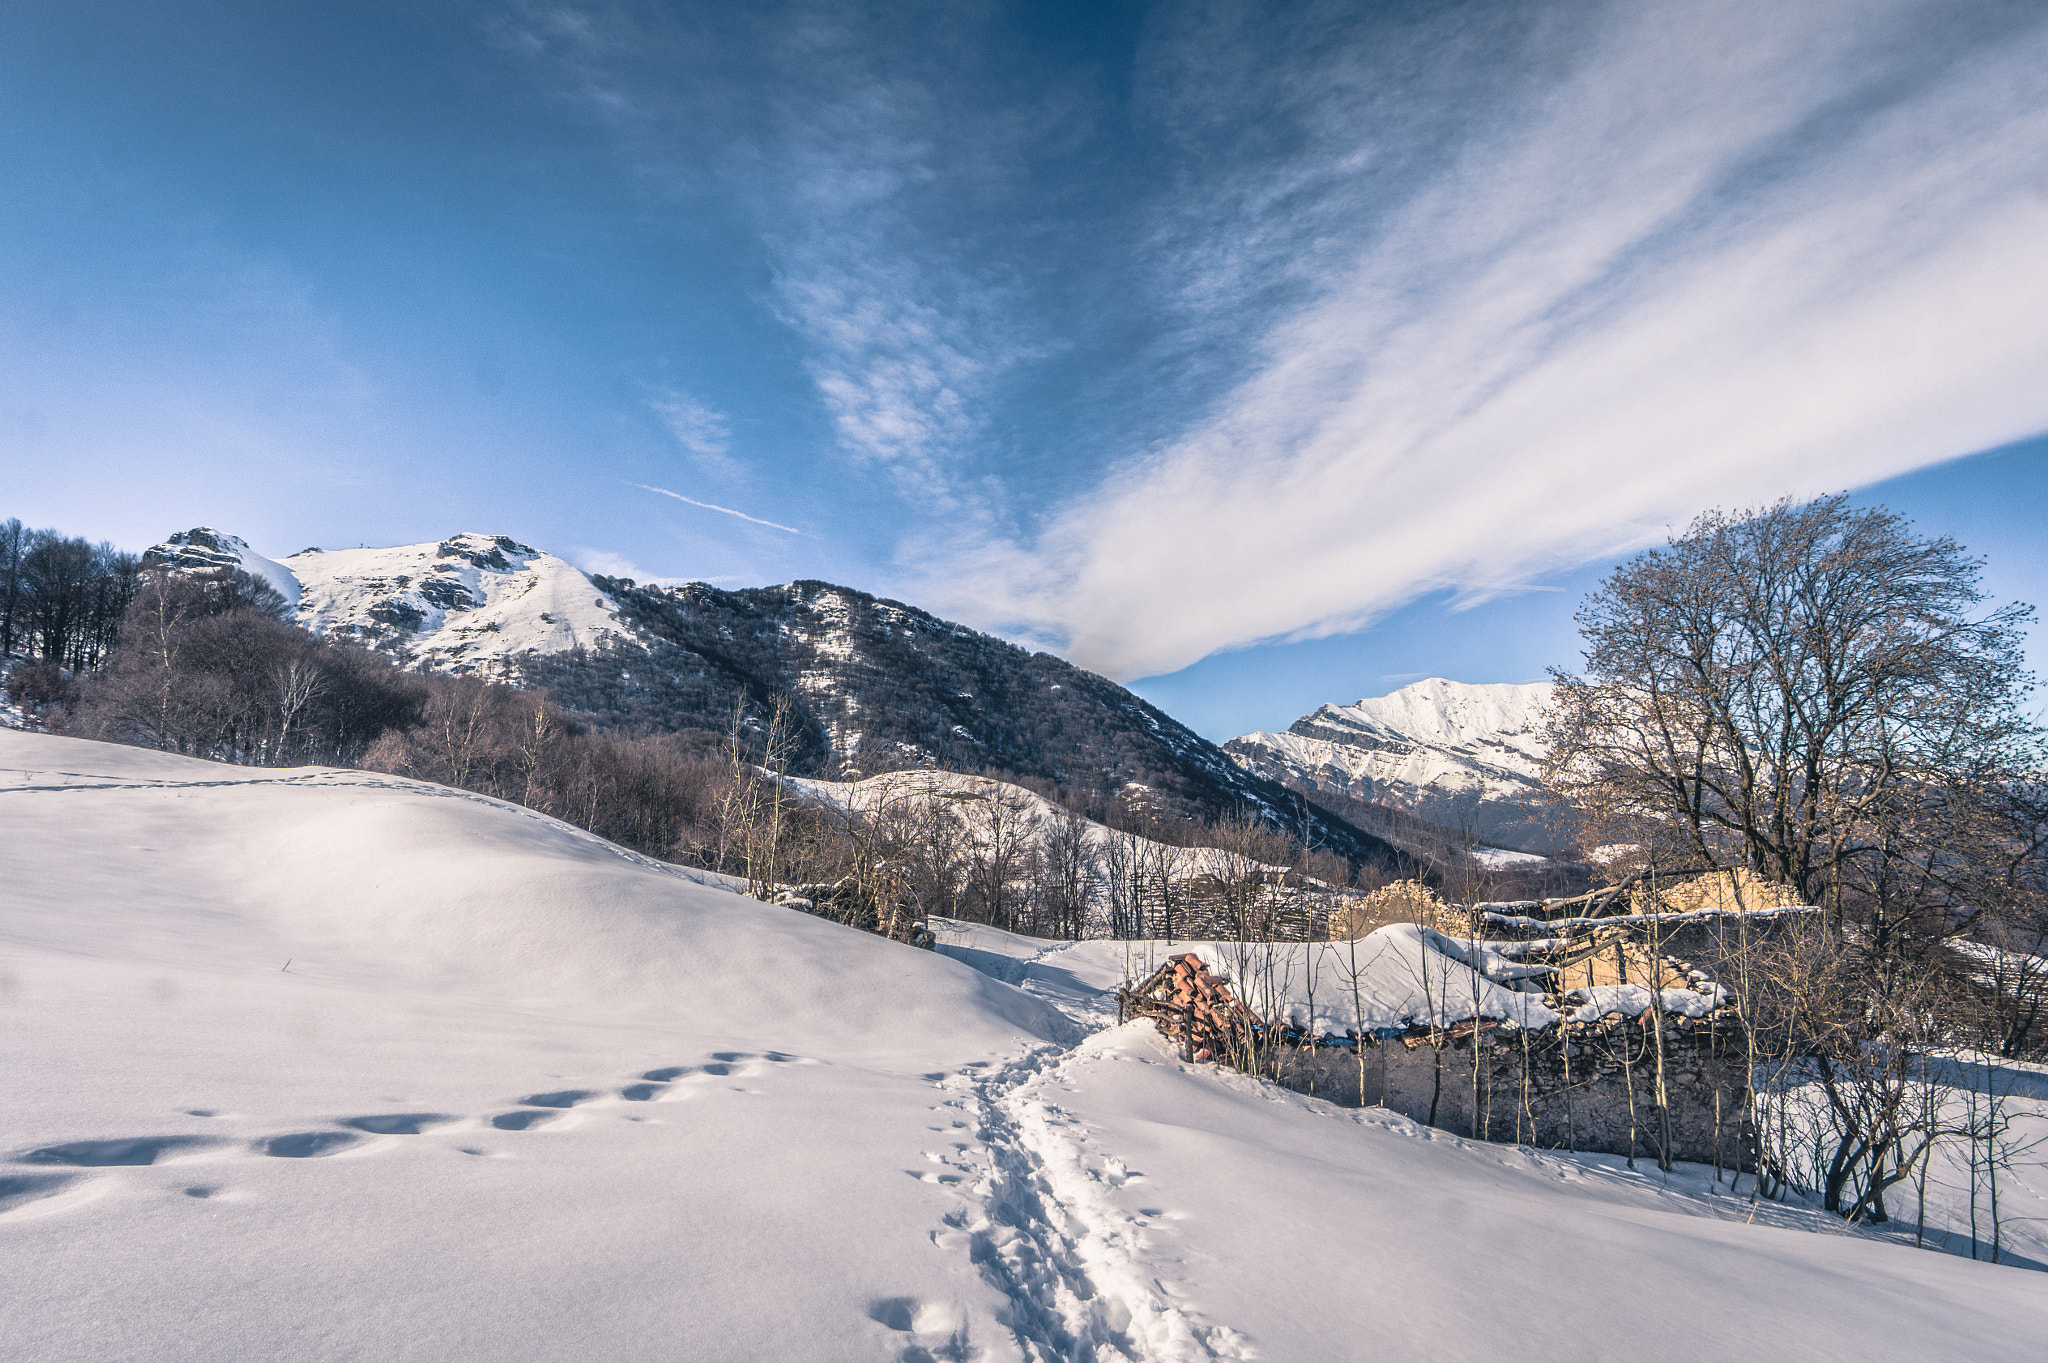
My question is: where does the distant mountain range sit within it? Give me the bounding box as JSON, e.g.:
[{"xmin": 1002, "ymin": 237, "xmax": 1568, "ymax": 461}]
[
  {"xmin": 143, "ymin": 527, "xmax": 1410, "ymax": 872},
  {"xmin": 1224, "ymin": 678, "xmax": 1559, "ymax": 852}
]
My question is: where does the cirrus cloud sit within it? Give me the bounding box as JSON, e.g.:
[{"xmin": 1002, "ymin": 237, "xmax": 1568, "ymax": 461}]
[{"xmin": 915, "ymin": 0, "xmax": 2048, "ymax": 679}]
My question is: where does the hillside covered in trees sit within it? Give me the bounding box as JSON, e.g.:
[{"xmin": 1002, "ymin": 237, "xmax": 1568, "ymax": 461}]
[
  {"xmin": 522, "ymin": 574, "xmax": 1402, "ymax": 867},
  {"xmin": 0, "ymin": 516, "xmax": 1419, "ymax": 912}
]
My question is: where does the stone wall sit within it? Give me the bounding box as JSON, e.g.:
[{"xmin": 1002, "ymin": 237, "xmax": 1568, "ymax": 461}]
[{"xmin": 1272, "ymin": 1015, "xmax": 1756, "ymax": 1168}]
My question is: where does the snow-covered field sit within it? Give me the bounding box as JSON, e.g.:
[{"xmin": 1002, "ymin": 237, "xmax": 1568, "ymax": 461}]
[{"xmin": 5, "ymin": 732, "xmax": 2043, "ymax": 1360}]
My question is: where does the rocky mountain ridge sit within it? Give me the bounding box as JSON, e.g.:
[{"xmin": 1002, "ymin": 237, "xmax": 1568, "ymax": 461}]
[{"xmin": 140, "ymin": 527, "xmax": 1410, "ymax": 871}]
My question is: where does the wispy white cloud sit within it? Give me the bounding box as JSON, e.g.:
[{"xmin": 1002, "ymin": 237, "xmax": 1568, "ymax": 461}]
[
  {"xmin": 502, "ymin": 3, "xmax": 1040, "ymax": 504},
  {"xmin": 632, "ymin": 482, "xmax": 801, "ymax": 534},
  {"xmin": 647, "ymin": 387, "xmax": 733, "ymax": 469},
  {"xmin": 924, "ymin": 0, "xmax": 2048, "ymax": 679},
  {"xmin": 753, "ymin": 16, "xmax": 1038, "ymax": 499},
  {"xmin": 500, "ymin": 0, "xmax": 2048, "ymax": 684}
]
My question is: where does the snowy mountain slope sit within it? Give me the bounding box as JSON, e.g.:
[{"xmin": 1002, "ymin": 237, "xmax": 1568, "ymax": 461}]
[
  {"xmin": 1226, "ymin": 678, "xmax": 1556, "ymax": 850},
  {"xmin": 141, "ymin": 527, "xmax": 631, "ymax": 674},
  {"xmin": 286, "ymin": 533, "xmax": 628, "ymax": 672},
  {"xmin": 789, "ymin": 769, "xmax": 1295, "ymax": 882},
  {"xmin": 137, "ymin": 529, "xmax": 1406, "ymax": 867},
  {"xmin": 532, "ymin": 576, "xmax": 1412, "ymax": 869},
  {"xmin": 6, "ymin": 731, "xmax": 2041, "ymax": 1360},
  {"xmin": 140, "ymin": 527, "xmax": 301, "ymax": 609}
]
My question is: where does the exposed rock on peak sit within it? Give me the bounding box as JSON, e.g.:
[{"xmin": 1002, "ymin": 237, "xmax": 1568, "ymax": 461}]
[
  {"xmin": 142, "ymin": 527, "xmax": 301, "ymax": 608},
  {"xmin": 283, "ymin": 534, "xmax": 625, "ymax": 674}
]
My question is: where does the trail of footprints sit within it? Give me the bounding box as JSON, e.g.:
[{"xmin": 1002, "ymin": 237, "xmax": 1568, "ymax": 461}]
[{"xmin": 0, "ymin": 1051, "xmax": 812, "ymax": 1218}]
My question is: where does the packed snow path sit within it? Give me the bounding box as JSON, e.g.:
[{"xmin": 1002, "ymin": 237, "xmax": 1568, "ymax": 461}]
[{"xmin": 5, "ymin": 734, "xmax": 2045, "ymax": 1361}]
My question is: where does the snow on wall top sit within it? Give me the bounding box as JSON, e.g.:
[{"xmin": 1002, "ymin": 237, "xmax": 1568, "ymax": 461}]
[{"xmin": 284, "ymin": 532, "xmax": 629, "ymax": 673}]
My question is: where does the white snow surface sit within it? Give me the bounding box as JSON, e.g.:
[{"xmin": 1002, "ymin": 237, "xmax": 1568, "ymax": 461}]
[
  {"xmin": 937, "ymin": 922, "xmax": 1563, "ymax": 1035},
  {"xmin": 1340, "ymin": 677, "xmax": 1554, "ymax": 751},
  {"xmin": 1566, "ymin": 982, "xmax": 1729, "ymax": 1023},
  {"xmin": 284, "ymin": 532, "xmax": 628, "ymax": 671},
  {"xmin": 1468, "ymin": 846, "xmax": 1550, "ymax": 869},
  {"xmin": 5, "ymin": 731, "xmax": 2043, "ymax": 1360}
]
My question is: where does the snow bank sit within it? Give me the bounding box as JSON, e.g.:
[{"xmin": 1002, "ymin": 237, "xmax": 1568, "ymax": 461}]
[{"xmin": 0, "ymin": 731, "xmax": 1065, "ymax": 1360}]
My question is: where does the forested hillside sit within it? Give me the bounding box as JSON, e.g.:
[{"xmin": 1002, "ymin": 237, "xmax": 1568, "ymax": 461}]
[{"xmin": 524, "ymin": 575, "xmax": 1407, "ymax": 869}]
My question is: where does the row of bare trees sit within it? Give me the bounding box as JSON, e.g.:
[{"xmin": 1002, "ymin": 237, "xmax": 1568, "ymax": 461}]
[
  {"xmin": 713, "ymin": 737, "xmax": 1348, "ymax": 943},
  {"xmin": 0, "ymin": 518, "xmax": 141, "ymax": 699}
]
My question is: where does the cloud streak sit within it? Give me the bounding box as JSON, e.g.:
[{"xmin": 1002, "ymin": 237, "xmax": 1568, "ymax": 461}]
[
  {"xmin": 750, "ymin": 9, "xmax": 1047, "ymax": 501},
  {"xmin": 632, "ymin": 483, "xmax": 801, "ymax": 534},
  {"xmin": 648, "ymin": 388, "xmax": 735, "ymax": 469},
  {"xmin": 507, "ymin": 0, "xmax": 2048, "ymax": 683},
  {"xmin": 923, "ymin": 0, "xmax": 2048, "ymax": 679}
]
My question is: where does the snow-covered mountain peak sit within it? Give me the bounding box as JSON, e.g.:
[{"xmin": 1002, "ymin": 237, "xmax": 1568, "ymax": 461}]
[
  {"xmin": 143, "ymin": 527, "xmax": 632, "ymax": 674},
  {"xmin": 141, "ymin": 526, "xmax": 301, "ymax": 608},
  {"xmin": 1308, "ymin": 678, "xmax": 1552, "ymax": 753},
  {"xmin": 285, "ymin": 532, "xmax": 628, "ymax": 672},
  {"xmin": 1225, "ymin": 678, "xmax": 1558, "ymax": 850}
]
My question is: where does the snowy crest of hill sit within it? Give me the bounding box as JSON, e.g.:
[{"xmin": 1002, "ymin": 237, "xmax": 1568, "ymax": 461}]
[
  {"xmin": 789, "ymin": 769, "xmax": 1297, "ymax": 884},
  {"xmin": 141, "ymin": 527, "xmax": 301, "ymax": 609},
  {"xmin": 143, "ymin": 528, "xmax": 631, "ymax": 674},
  {"xmin": 286, "ymin": 533, "xmax": 628, "ymax": 672},
  {"xmin": 1225, "ymin": 678, "xmax": 1554, "ymax": 849}
]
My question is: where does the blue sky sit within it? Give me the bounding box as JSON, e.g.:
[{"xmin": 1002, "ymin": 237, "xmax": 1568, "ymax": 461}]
[{"xmin": 4, "ymin": 0, "xmax": 2046, "ymax": 740}]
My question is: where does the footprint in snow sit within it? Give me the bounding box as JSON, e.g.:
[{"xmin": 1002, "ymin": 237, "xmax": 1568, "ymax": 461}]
[
  {"xmin": 259, "ymin": 1131, "xmax": 363, "ymax": 1159},
  {"xmin": 491, "ymin": 1111, "xmax": 562, "ymax": 1131},
  {"xmin": 342, "ymin": 1113, "xmax": 455, "ymax": 1135},
  {"xmin": 517, "ymin": 1090, "xmax": 598, "ymax": 1109},
  {"xmin": 0, "ymin": 1173, "xmax": 78, "ymax": 1214},
  {"xmin": 868, "ymin": 1296, "xmax": 972, "ymax": 1361},
  {"xmin": 625, "ymin": 1052, "xmax": 807, "ymax": 1099},
  {"xmin": 23, "ymin": 1136, "xmax": 229, "ymax": 1167}
]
